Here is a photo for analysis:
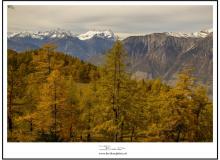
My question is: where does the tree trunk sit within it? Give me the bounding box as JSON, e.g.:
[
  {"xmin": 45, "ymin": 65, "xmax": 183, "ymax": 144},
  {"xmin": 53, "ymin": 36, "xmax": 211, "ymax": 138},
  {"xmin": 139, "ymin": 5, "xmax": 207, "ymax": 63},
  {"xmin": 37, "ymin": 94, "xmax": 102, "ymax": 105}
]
[
  {"xmin": 8, "ymin": 116, "xmax": 13, "ymax": 131},
  {"xmin": 87, "ymin": 133, "xmax": 91, "ymax": 142},
  {"xmin": 69, "ymin": 123, "xmax": 72, "ymax": 138},
  {"xmin": 120, "ymin": 121, "xmax": 124, "ymax": 142},
  {"xmin": 8, "ymin": 73, "xmax": 14, "ymax": 132},
  {"xmin": 54, "ymin": 82, "xmax": 57, "ymax": 141},
  {"xmin": 115, "ymin": 132, "xmax": 118, "ymax": 142},
  {"xmin": 195, "ymin": 112, "xmax": 200, "ymax": 141},
  {"xmin": 30, "ymin": 119, "xmax": 33, "ymax": 132},
  {"xmin": 130, "ymin": 127, "xmax": 135, "ymax": 142},
  {"xmin": 47, "ymin": 49, "xmax": 51, "ymax": 74},
  {"xmin": 54, "ymin": 105, "xmax": 57, "ymax": 140},
  {"xmin": 176, "ymin": 129, "xmax": 181, "ymax": 142},
  {"xmin": 87, "ymin": 109, "xmax": 91, "ymax": 142}
]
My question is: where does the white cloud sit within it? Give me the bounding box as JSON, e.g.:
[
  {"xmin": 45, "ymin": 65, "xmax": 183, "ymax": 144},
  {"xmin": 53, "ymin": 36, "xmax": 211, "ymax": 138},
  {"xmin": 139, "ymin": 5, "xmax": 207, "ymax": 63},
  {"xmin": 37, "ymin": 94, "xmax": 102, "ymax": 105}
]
[{"xmin": 8, "ymin": 5, "xmax": 213, "ymax": 39}]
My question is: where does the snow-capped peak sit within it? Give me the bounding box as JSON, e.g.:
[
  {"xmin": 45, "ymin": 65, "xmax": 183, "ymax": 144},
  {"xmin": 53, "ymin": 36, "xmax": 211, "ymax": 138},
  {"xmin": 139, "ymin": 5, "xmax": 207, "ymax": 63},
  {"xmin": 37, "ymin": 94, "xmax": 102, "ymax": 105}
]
[
  {"xmin": 77, "ymin": 30, "xmax": 116, "ymax": 40},
  {"xmin": 8, "ymin": 31, "xmax": 33, "ymax": 38},
  {"xmin": 42, "ymin": 28, "xmax": 74, "ymax": 38},
  {"xmin": 192, "ymin": 28, "xmax": 213, "ymax": 38},
  {"xmin": 165, "ymin": 28, "xmax": 213, "ymax": 38},
  {"xmin": 8, "ymin": 28, "xmax": 75, "ymax": 39}
]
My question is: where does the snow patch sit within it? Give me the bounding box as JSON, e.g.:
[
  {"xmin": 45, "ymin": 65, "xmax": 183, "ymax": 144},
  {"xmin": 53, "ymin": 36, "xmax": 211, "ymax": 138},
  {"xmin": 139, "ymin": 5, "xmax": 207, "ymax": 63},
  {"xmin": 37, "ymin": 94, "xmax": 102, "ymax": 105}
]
[{"xmin": 77, "ymin": 30, "xmax": 116, "ymax": 40}]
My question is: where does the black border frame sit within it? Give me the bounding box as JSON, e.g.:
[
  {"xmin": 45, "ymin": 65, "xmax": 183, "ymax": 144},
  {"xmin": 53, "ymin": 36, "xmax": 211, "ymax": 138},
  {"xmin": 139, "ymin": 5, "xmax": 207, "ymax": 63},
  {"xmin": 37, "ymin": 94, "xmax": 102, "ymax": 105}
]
[{"xmin": 1, "ymin": 1, "xmax": 218, "ymax": 159}]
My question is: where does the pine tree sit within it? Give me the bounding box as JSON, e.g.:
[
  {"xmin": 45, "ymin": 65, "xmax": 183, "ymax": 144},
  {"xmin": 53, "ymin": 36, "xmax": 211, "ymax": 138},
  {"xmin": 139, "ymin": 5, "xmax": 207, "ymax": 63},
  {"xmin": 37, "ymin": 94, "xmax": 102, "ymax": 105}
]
[
  {"xmin": 7, "ymin": 50, "xmax": 34, "ymax": 140},
  {"xmin": 159, "ymin": 68, "xmax": 195, "ymax": 141},
  {"xmin": 59, "ymin": 77, "xmax": 79, "ymax": 141},
  {"xmin": 97, "ymin": 41, "xmax": 130, "ymax": 141},
  {"xmin": 191, "ymin": 85, "xmax": 213, "ymax": 141},
  {"xmin": 35, "ymin": 70, "xmax": 66, "ymax": 141},
  {"xmin": 42, "ymin": 43, "xmax": 57, "ymax": 74}
]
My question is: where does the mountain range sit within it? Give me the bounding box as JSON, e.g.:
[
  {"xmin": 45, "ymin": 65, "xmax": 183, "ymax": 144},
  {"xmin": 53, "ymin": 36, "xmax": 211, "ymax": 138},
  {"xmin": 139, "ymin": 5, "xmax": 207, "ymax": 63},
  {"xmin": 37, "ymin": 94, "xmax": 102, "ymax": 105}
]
[
  {"xmin": 8, "ymin": 29, "xmax": 116, "ymax": 60},
  {"xmin": 7, "ymin": 28, "xmax": 213, "ymax": 93}
]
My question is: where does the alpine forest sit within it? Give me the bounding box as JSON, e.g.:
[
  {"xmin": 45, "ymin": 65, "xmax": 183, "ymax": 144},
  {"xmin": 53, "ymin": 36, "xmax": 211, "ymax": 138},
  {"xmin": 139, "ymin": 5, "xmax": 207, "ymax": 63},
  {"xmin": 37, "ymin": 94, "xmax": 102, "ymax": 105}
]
[{"xmin": 7, "ymin": 41, "xmax": 212, "ymax": 142}]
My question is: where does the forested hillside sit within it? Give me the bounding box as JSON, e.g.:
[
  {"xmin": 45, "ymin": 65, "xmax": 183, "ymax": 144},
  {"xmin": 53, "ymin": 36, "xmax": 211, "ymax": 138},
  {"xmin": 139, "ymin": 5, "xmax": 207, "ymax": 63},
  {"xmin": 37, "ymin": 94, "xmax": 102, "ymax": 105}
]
[{"xmin": 7, "ymin": 41, "xmax": 212, "ymax": 142}]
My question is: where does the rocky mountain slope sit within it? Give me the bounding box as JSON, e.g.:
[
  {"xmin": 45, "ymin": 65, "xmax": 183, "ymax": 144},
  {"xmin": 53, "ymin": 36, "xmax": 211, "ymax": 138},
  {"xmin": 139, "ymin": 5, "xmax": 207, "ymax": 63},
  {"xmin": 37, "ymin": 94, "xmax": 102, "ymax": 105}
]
[
  {"xmin": 8, "ymin": 28, "xmax": 213, "ymax": 89},
  {"xmin": 123, "ymin": 30, "xmax": 212, "ymax": 80}
]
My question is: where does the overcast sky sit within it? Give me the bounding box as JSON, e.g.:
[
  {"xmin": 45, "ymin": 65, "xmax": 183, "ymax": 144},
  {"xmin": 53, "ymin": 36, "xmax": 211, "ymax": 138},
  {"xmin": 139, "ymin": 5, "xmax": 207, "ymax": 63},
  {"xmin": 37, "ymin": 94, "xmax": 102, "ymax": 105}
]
[{"xmin": 8, "ymin": 5, "xmax": 213, "ymax": 39}]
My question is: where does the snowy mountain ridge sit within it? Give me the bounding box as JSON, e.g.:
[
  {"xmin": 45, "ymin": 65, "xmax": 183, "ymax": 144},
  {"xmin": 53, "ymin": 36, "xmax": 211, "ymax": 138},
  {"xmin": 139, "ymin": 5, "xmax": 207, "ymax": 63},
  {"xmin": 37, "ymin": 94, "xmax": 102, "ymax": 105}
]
[
  {"xmin": 8, "ymin": 28, "xmax": 213, "ymax": 40},
  {"xmin": 8, "ymin": 29, "xmax": 117, "ymax": 41},
  {"xmin": 8, "ymin": 28, "xmax": 75, "ymax": 39},
  {"xmin": 165, "ymin": 28, "xmax": 213, "ymax": 38}
]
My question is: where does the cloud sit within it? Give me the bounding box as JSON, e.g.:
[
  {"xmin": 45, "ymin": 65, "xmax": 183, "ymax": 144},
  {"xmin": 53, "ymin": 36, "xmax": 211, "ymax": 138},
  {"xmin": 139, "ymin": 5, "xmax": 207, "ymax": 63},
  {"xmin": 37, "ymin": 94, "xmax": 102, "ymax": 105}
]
[{"xmin": 7, "ymin": 5, "xmax": 213, "ymax": 38}]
